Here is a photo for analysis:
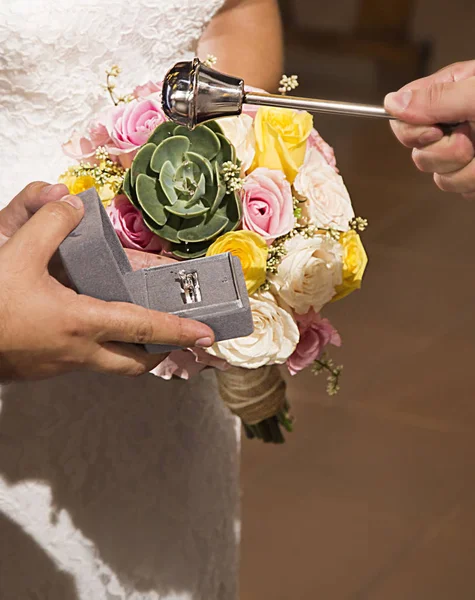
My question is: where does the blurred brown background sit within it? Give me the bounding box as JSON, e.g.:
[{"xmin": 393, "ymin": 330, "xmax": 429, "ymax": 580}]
[{"xmin": 240, "ymin": 1, "xmax": 475, "ymax": 598}]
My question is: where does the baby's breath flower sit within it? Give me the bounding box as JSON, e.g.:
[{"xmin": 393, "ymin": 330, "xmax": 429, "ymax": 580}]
[
  {"xmin": 325, "ymin": 228, "xmax": 341, "ymax": 242},
  {"xmin": 350, "ymin": 216, "xmax": 368, "ymax": 232},
  {"xmin": 62, "ymin": 156, "xmax": 125, "ymax": 199},
  {"xmin": 265, "ymin": 243, "xmax": 288, "ymax": 276},
  {"xmin": 293, "ymin": 206, "xmax": 302, "ymax": 220},
  {"xmin": 258, "ymin": 221, "xmax": 322, "ymax": 290},
  {"xmin": 278, "ymin": 74, "xmax": 299, "ymax": 94},
  {"xmin": 117, "ymin": 94, "xmax": 135, "ymax": 104},
  {"xmin": 107, "ymin": 65, "xmax": 121, "ymax": 78},
  {"xmin": 104, "ymin": 64, "xmax": 132, "ymax": 106},
  {"xmin": 293, "ymin": 196, "xmax": 305, "ymax": 220},
  {"xmin": 95, "ymin": 146, "xmax": 110, "ymax": 162},
  {"xmin": 311, "ymin": 353, "xmax": 343, "ymax": 396},
  {"xmin": 221, "ymin": 161, "xmax": 244, "ymax": 194},
  {"xmin": 204, "ymin": 54, "xmax": 218, "ymax": 67},
  {"xmin": 260, "ymin": 281, "xmax": 271, "ymax": 292}
]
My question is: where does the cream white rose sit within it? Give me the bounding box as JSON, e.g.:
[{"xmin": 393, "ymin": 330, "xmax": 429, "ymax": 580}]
[
  {"xmin": 219, "ymin": 114, "xmax": 256, "ymax": 173},
  {"xmin": 294, "ymin": 148, "xmax": 354, "ymax": 231},
  {"xmin": 207, "ymin": 291, "xmax": 299, "ymax": 369},
  {"xmin": 271, "ymin": 234, "xmax": 343, "ymax": 314}
]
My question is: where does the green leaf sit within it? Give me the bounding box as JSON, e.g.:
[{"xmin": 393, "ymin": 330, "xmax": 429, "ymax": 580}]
[
  {"xmin": 177, "ymin": 212, "xmax": 228, "ymax": 243},
  {"xmin": 159, "ymin": 160, "xmax": 178, "ymax": 204},
  {"xmin": 216, "ymin": 133, "xmax": 235, "ymax": 164},
  {"xmin": 175, "ymin": 161, "xmax": 200, "ymax": 185},
  {"xmin": 135, "ymin": 174, "xmax": 168, "ymax": 227},
  {"xmin": 151, "ymin": 136, "xmax": 190, "ymax": 172},
  {"xmin": 185, "ymin": 152, "xmax": 213, "ymax": 182},
  {"xmin": 210, "ymin": 162, "xmax": 226, "ymax": 215},
  {"xmin": 200, "ymin": 181, "xmax": 217, "ymax": 209},
  {"xmin": 131, "ymin": 143, "xmax": 156, "ymax": 186},
  {"xmin": 218, "ymin": 192, "xmax": 242, "ymax": 234},
  {"xmin": 187, "ymin": 173, "xmax": 207, "ymax": 205},
  {"xmin": 171, "ymin": 240, "xmax": 210, "ymax": 259},
  {"xmin": 165, "ymin": 198, "xmax": 209, "ymax": 219},
  {"xmin": 143, "ymin": 212, "xmax": 181, "ymax": 243},
  {"xmin": 204, "ymin": 120, "xmax": 224, "ymax": 135},
  {"xmin": 173, "ymin": 125, "xmax": 220, "ymax": 160},
  {"xmin": 147, "ymin": 121, "xmax": 176, "ymax": 145},
  {"xmin": 122, "ymin": 169, "xmax": 139, "ymax": 208},
  {"xmin": 229, "ymin": 191, "xmax": 243, "ymax": 225}
]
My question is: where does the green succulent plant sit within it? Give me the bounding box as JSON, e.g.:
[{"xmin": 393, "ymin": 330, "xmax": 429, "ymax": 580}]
[{"xmin": 123, "ymin": 120, "xmax": 242, "ymax": 258}]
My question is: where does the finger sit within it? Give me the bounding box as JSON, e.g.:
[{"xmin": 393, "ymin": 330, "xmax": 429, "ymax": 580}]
[
  {"xmin": 0, "ymin": 182, "xmax": 69, "ymax": 240},
  {"xmin": 125, "ymin": 249, "xmax": 177, "ymax": 271},
  {"xmin": 78, "ymin": 296, "xmax": 215, "ymax": 348},
  {"xmin": 86, "ymin": 342, "xmax": 166, "ymax": 377},
  {"xmin": 434, "ymin": 159, "xmax": 475, "ymax": 194},
  {"xmin": 395, "ymin": 61, "xmax": 475, "ymax": 94},
  {"xmin": 411, "ymin": 126, "xmax": 474, "ymax": 174},
  {"xmin": 6, "ymin": 195, "xmax": 84, "ymax": 270},
  {"xmin": 389, "ymin": 121, "xmax": 444, "ymax": 149},
  {"xmin": 385, "ymin": 77, "xmax": 475, "ymax": 125}
]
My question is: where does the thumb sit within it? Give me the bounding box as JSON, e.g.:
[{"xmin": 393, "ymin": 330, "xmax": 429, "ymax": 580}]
[
  {"xmin": 7, "ymin": 195, "xmax": 84, "ymax": 270},
  {"xmin": 384, "ymin": 77, "xmax": 475, "ymax": 125},
  {"xmin": 0, "ymin": 182, "xmax": 69, "ymax": 240}
]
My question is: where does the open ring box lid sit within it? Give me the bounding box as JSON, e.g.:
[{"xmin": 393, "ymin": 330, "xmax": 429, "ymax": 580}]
[{"xmin": 58, "ymin": 188, "xmax": 253, "ymax": 353}]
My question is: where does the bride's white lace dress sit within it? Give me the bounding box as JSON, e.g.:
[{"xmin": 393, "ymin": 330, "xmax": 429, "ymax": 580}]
[{"xmin": 0, "ymin": 1, "xmax": 240, "ymax": 599}]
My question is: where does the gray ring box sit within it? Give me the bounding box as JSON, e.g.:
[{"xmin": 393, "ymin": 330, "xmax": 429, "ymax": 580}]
[{"xmin": 58, "ymin": 188, "xmax": 254, "ymax": 353}]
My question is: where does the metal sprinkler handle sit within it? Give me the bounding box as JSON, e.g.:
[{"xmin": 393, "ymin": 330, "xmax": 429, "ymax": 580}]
[
  {"xmin": 161, "ymin": 58, "xmax": 393, "ymax": 129},
  {"xmin": 161, "ymin": 58, "xmax": 459, "ymax": 134}
]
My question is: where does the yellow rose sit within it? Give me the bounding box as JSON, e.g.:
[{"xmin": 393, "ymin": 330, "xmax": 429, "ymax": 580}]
[
  {"xmin": 206, "ymin": 230, "xmax": 268, "ymax": 295},
  {"xmin": 97, "ymin": 183, "xmax": 116, "ymax": 207},
  {"xmin": 251, "ymin": 107, "xmax": 313, "ymax": 183},
  {"xmin": 58, "ymin": 172, "xmax": 113, "ymax": 207},
  {"xmin": 333, "ymin": 230, "xmax": 368, "ymax": 301},
  {"xmin": 59, "ymin": 173, "xmax": 97, "ymax": 195}
]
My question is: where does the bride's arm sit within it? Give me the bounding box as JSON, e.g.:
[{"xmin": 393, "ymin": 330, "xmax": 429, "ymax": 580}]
[{"xmin": 197, "ymin": 0, "xmax": 283, "ymax": 92}]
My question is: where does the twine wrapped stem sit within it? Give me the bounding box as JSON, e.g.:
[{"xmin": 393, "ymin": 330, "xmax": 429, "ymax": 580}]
[{"xmin": 216, "ymin": 365, "xmax": 287, "ymax": 426}]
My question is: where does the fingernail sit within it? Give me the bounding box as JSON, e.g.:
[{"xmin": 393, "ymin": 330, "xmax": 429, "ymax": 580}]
[
  {"xmin": 40, "ymin": 183, "xmax": 70, "ymax": 203},
  {"xmin": 195, "ymin": 337, "xmax": 213, "ymax": 348},
  {"xmin": 385, "ymin": 90, "xmax": 412, "ymax": 113},
  {"xmin": 60, "ymin": 195, "xmax": 83, "ymax": 209},
  {"xmin": 419, "ymin": 128, "xmax": 444, "ymax": 145}
]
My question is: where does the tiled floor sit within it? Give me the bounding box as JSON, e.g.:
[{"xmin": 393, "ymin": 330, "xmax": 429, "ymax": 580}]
[{"xmin": 240, "ymin": 49, "xmax": 475, "ymax": 599}]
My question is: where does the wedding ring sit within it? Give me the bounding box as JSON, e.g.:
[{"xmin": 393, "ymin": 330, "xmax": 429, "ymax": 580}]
[{"xmin": 178, "ymin": 270, "xmax": 202, "ymax": 304}]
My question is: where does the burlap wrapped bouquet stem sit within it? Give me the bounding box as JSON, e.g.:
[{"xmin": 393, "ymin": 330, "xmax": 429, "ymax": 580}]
[{"xmin": 216, "ymin": 365, "xmax": 287, "ymax": 426}]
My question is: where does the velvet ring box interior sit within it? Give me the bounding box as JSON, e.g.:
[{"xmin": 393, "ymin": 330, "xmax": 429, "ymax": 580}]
[{"xmin": 59, "ymin": 188, "xmax": 254, "ymax": 353}]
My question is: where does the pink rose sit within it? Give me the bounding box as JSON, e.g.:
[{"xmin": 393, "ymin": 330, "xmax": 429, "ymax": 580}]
[
  {"xmin": 307, "ymin": 128, "xmax": 338, "ymax": 171},
  {"xmin": 62, "ymin": 116, "xmax": 114, "ymax": 164},
  {"xmin": 153, "ymin": 348, "xmax": 229, "ymax": 380},
  {"xmin": 62, "ymin": 130, "xmax": 96, "ymax": 161},
  {"xmin": 242, "ymin": 168, "xmax": 295, "ymax": 244},
  {"xmin": 89, "ymin": 119, "xmax": 113, "ymax": 148},
  {"xmin": 287, "ymin": 310, "xmax": 341, "ymax": 375},
  {"xmin": 133, "ymin": 80, "xmax": 162, "ymax": 99},
  {"xmin": 106, "ymin": 96, "xmax": 167, "ymax": 167},
  {"xmin": 107, "ymin": 195, "xmax": 168, "ymax": 253}
]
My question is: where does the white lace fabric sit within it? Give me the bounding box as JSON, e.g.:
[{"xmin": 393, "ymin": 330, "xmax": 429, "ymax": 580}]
[
  {"xmin": 0, "ymin": 0, "xmax": 223, "ymax": 201},
  {"xmin": 0, "ymin": 1, "xmax": 240, "ymax": 599}
]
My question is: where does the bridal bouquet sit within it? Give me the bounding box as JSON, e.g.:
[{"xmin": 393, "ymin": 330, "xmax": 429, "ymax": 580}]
[{"xmin": 60, "ymin": 62, "xmax": 368, "ymax": 443}]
